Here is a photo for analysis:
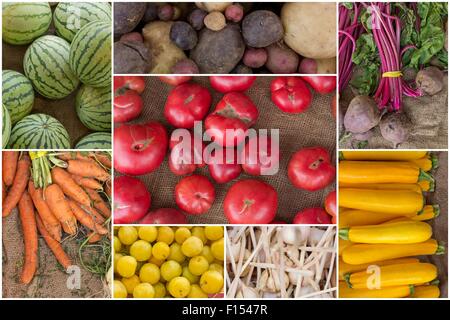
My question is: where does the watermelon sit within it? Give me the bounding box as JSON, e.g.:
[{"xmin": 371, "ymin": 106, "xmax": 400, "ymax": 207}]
[
  {"xmin": 2, "ymin": 70, "xmax": 34, "ymax": 124},
  {"xmin": 2, "ymin": 2, "xmax": 52, "ymax": 45},
  {"xmin": 53, "ymin": 2, "xmax": 111, "ymax": 43},
  {"xmin": 75, "ymin": 132, "xmax": 111, "ymax": 150},
  {"xmin": 23, "ymin": 35, "xmax": 80, "ymax": 100},
  {"xmin": 2, "ymin": 105, "xmax": 11, "ymax": 148},
  {"xmin": 69, "ymin": 21, "xmax": 111, "ymax": 88},
  {"xmin": 76, "ymin": 85, "xmax": 111, "ymax": 132},
  {"xmin": 8, "ymin": 113, "xmax": 71, "ymax": 149}
]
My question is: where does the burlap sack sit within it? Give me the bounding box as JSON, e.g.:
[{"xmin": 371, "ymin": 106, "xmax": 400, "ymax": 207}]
[{"xmin": 118, "ymin": 76, "xmax": 336, "ymax": 224}]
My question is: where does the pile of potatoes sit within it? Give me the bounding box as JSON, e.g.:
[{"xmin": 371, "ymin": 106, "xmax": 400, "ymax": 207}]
[{"xmin": 113, "ymin": 2, "xmax": 337, "ymax": 74}]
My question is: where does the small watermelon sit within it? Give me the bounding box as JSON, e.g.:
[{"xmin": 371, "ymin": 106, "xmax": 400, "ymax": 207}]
[
  {"xmin": 8, "ymin": 113, "xmax": 71, "ymax": 149},
  {"xmin": 2, "ymin": 105, "xmax": 11, "ymax": 148},
  {"xmin": 76, "ymin": 84, "xmax": 111, "ymax": 132},
  {"xmin": 2, "ymin": 70, "xmax": 34, "ymax": 124},
  {"xmin": 75, "ymin": 132, "xmax": 111, "ymax": 149}
]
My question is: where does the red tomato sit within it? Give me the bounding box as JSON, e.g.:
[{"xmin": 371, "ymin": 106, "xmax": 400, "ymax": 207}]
[
  {"xmin": 159, "ymin": 76, "xmax": 192, "ymax": 86},
  {"xmin": 168, "ymin": 133, "xmax": 205, "ymax": 175},
  {"xmin": 209, "ymin": 76, "xmax": 256, "ymax": 93},
  {"xmin": 205, "ymin": 92, "xmax": 258, "ymax": 147},
  {"xmin": 207, "ymin": 147, "xmax": 241, "ymax": 184},
  {"xmin": 224, "ymin": 179, "xmax": 278, "ymax": 224},
  {"xmin": 164, "ymin": 82, "xmax": 212, "ymax": 128},
  {"xmin": 324, "ymin": 190, "xmax": 336, "ymax": 218},
  {"xmin": 115, "ymin": 76, "xmax": 146, "ymax": 94},
  {"xmin": 114, "ymin": 176, "xmax": 151, "ymax": 224},
  {"xmin": 241, "ymin": 135, "xmax": 279, "ymax": 175},
  {"xmin": 293, "ymin": 208, "xmax": 331, "ymax": 224},
  {"xmin": 114, "ymin": 121, "xmax": 168, "ymax": 175},
  {"xmin": 140, "ymin": 208, "xmax": 188, "ymax": 224},
  {"xmin": 288, "ymin": 147, "xmax": 335, "ymax": 191},
  {"xmin": 302, "ymin": 76, "xmax": 337, "ymax": 94},
  {"xmin": 114, "ymin": 76, "xmax": 146, "ymax": 123},
  {"xmin": 270, "ymin": 77, "xmax": 312, "ymax": 113},
  {"xmin": 175, "ymin": 175, "xmax": 215, "ymax": 215}
]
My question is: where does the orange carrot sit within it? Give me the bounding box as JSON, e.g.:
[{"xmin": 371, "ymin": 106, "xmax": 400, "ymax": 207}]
[
  {"xmin": 68, "ymin": 200, "xmax": 108, "ymax": 235},
  {"xmin": 51, "ymin": 167, "xmax": 91, "ymax": 206},
  {"xmin": 18, "ymin": 191, "xmax": 38, "ymax": 284},
  {"xmin": 67, "ymin": 160, "xmax": 109, "ymax": 181},
  {"xmin": 2, "ymin": 180, "xmax": 6, "ymax": 203},
  {"xmin": 44, "ymin": 184, "xmax": 77, "ymax": 235},
  {"xmin": 105, "ymin": 179, "xmax": 111, "ymax": 197},
  {"xmin": 2, "ymin": 154, "xmax": 30, "ymax": 217},
  {"xmin": 36, "ymin": 215, "xmax": 72, "ymax": 270},
  {"xmin": 57, "ymin": 152, "xmax": 91, "ymax": 162},
  {"xmin": 87, "ymin": 232, "xmax": 104, "ymax": 243},
  {"xmin": 93, "ymin": 153, "xmax": 112, "ymax": 169},
  {"xmin": 80, "ymin": 204, "xmax": 106, "ymax": 224},
  {"xmin": 28, "ymin": 181, "xmax": 62, "ymax": 242},
  {"xmin": 85, "ymin": 187, "xmax": 111, "ymax": 218},
  {"xmin": 71, "ymin": 174, "xmax": 103, "ymax": 191},
  {"xmin": 2, "ymin": 151, "xmax": 19, "ymax": 186}
]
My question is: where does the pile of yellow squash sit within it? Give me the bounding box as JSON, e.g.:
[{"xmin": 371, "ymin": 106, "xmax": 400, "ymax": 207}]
[{"xmin": 338, "ymin": 151, "xmax": 444, "ymax": 298}]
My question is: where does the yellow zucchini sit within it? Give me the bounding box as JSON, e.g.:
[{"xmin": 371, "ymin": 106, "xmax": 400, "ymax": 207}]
[
  {"xmin": 339, "ymin": 282, "xmax": 413, "ymax": 298},
  {"xmin": 346, "ymin": 263, "xmax": 437, "ymax": 289},
  {"xmin": 382, "ymin": 205, "xmax": 440, "ymax": 223},
  {"xmin": 339, "ymin": 209, "xmax": 413, "ymax": 228},
  {"xmin": 340, "ymin": 151, "xmax": 427, "ymax": 161},
  {"xmin": 338, "ymin": 182, "xmax": 423, "ymax": 194},
  {"xmin": 339, "ymin": 188, "xmax": 425, "ymax": 214},
  {"xmin": 410, "ymin": 285, "xmax": 440, "ymax": 298},
  {"xmin": 339, "ymin": 221, "xmax": 432, "ymax": 244},
  {"xmin": 342, "ymin": 239, "xmax": 444, "ymax": 265},
  {"xmin": 339, "ymin": 257, "xmax": 420, "ymax": 280},
  {"xmin": 408, "ymin": 154, "xmax": 438, "ymax": 172},
  {"xmin": 339, "ymin": 238, "xmax": 353, "ymax": 256}
]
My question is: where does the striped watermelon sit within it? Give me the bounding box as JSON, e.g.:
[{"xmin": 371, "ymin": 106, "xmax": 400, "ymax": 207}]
[
  {"xmin": 2, "ymin": 105, "xmax": 11, "ymax": 148},
  {"xmin": 54, "ymin": 2, "xmax": 111, "ymax": 43},
  {"xmin": 75, "ymin": 132, "xmax": 111, "ymax": 150},
  {"xmin": 2, "ymin": 2, "xmax": 52, "ymax": 45},
  {"xmin": 2, "ymin": 70, "xmax": 34, "ymax": 124},
  {"xmin": 8, "ymin": 113, "xmax": 71, "ymax": 149},
  {"xmin": 23, "ymin": 35, "xmax": 79, "ymax": 100},
  {"xmin": 76, "ymin": 85, "xmax": 111, "ymax": 132},
  {"xmin": 69, "ymin": 21, "xmax": 111, "ymax": 88}
]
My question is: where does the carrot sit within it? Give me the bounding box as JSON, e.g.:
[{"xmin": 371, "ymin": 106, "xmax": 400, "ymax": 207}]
[
  {"xmin": 79, "ymin": 204, "xmax": 106, "ymax": 224},
  {"xmin": 68, "ymin": 200, "xmax": 108, "ymax": 235},
  {"xmin": 57, "ymin": 152, "xmax": 91, "ymax": 162},
  {"xmin": 105, "ymin": 179, "xmax": 111, "ymax": 197},
  {"xmin": 2, "ymin": 151, "xmax": 19, "ymax": 186},
  {"xmin": 51, "ymin": 167, "xmax": 91, "ymax": 206},
  {"xmin": 87, "ymin": 232, "xmax": 103, "ymax": 243},
  {"xmin": 2, "ymin": 180, "xmax": 6, "ymax": 203},
  {"xmin": 67, "ymin": 160, "xmax": 109, "ymax": 182},
  {"xmin": 2, "ymin": 154, "xmax": 30, "ymax": 217},
  {"xmin": 93, "ymin": 153, "xmax": 112, "ymax": 169},
  {"xmin": 85, "ymin": 187, "xmax": 111, "ymax": 218},
  {"xmin": 44, "ymin": 184, "xmax": 77, "ymax": 235},
  {"xmin": 71, "ymin": 174, "xmax": 103, "ymax": 191},
  {"xmin": 18, "ymin": 191, "xmax": 38, "ymax": 284},
  {"xmin": 28, "ymin": 181, "xmax": 62, "ymax": 242},
  {"xmin": 36, "ymin": 215, "xmax": 72, "ymax": 270}
]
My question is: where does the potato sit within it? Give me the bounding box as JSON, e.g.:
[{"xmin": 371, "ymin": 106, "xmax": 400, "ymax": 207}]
[
  {"xmin": 242, "ymin": 10, "xmax": 283, "ymax": 48},
  {"xmin": 416, "ymin": 66, "xmax": 444, "ymax": 95},
  {"xmin": 114, "ymin": 2, "xmax": 146, "ymax": 35},
  {"xmin": 142, "ymin": 3, "xmax": 158, "ymax": 23},
  {"xmin": 143, "ymin": 21, "xmax": 187, "ymax": 74},
  {"xmin": 190, "ymin": 24, "xmax": 245, "ymax": 73},
  {"xmin": 120, "ymin": 32, "xmax": 144, "ymax": 43},
  {"xmin": 195, "ymin": 2, "xmax": 231, "ymax": 13},
  {"xmin": 281, "ymin": 3, "xmax": 336, "ymax": 59},
  {"xmin": 344, "ymin": 95, "xmax": 380, "ymax": 134},
  {"xmin": 204, "ymin": 11, "xmax": 226, "ymax": 31},
  {"xmin": 232, "ymin": 64, "xmax": 253, "ymax": 74},
  {"xmin": 114, "ymin": 41, "xmax": 150, "ymax": 74},
  {"xmin": 316, "ymin": 58, "xmax": 336, "ymax": 74},
  {"xmin": 170, "ymin": 21, "xmax": 197, "ymax": 50},
  {"xmin": 189, "ymin": 8, "xmax": 207, "ymax": 30},
  {"xmin": 243, "ymin": 48, "xmax": 267, "ymax": 68},
  {"xmin": 265, "ymin": 42, "xmax": 299, "ymax": 74},
  {"xmin": 158, "ymin": 4, "xmax": 174, "ymax": 21},
  {"xmin": 171, "ymin": 59, "xmax": 199, "ymax": 74},
  {"xmin": 225, "ymin": 4, "xmax": 244, "ymax": 23}
]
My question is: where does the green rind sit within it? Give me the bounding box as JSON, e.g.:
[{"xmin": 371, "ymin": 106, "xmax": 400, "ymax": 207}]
[
  {"xmin": 23, "ymin": 35, "xmax": 79, "ymax": 99},
  {"xmin": 75, "ymin": 132, "xmax": 111, "ymax": 149},
  {"xmin": 69, "ymin": 21, "xmax": 111, "ymax": 87},
  {"xmin": 2, "ymin": 2, "xmax": 51, "ymax": 45},
  {"xmin": 2, "ymin": 70, "xmax": 34, "ymax": 123},
  {"xmin": 75, "ymin": 84, "xmax": 111, "ymax": 132},
  {"xmin": 8, "ymin": 113, "xmax": 71, "ymax": 149},
  {"xmin": 53, "ymin": 2, "xmax": 111, "ymax": 43},
  {"xmin": 2, "ymin": 105, "xmax": 11, "ymax": 148}
]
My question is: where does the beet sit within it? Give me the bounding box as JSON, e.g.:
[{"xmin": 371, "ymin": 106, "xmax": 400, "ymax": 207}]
[
  {"xmin": 343, "ymin": 95, "xmax": 380, "ymax": 134},
  {"xmin": 379, "ymin": 113, "xmax": 411, "ymax": 148},
  {"xmin": 416, "ymin": 66, "xmax": 444, "ymax": 96}
]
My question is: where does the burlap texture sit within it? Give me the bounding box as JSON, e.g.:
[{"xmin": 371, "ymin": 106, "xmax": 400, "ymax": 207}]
[
  {"xmin": 118, "ymin": 76, "xmax": 336, "ymax": 224},
  {"xmin": 339, "ymin": 75, "xmax": 448, "ymax": 149}
]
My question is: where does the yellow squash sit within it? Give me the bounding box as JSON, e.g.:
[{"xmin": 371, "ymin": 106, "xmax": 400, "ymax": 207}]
[
  {"xmin": 339, "ymin": 221, "xmax": 432, "ymax": 244},
  {"xmin": 382, "ymin": 205, "xmax": 440, "ymax": 224},
  {"xmin": 410, "ymin": 285, "xmax": 440, "ymax": 298},
  {"xmin": 339, "ymin": 238, "xmax": 353, "ymax": 256},
  {"xmin": 340, "ymin": 151, "xmax": 427, "ymax": 161},
  {"xmin": 339, "ymin": 282, "xmax": 413, "ymax": 298},
  {"xmin": 408, "ymin": 154, "xmax": 438, "ymax": 172},
  {"xmin": 339, "ymin": 257, "xmax": 420, "ymax": 280},
  {"xmin": 339, "ymin": 209, "xmax": 411, "ymax": 228},
  {"xmin": 338, "ymin": 182, "xmax": 423, "ymax": 194},
  {"xmin": 339, "ymin": 188, "xmax": 424, "ymax": 214},
  {"xmin": 342, "ymin": 239, "xmax": 444, "ymax": 265}
]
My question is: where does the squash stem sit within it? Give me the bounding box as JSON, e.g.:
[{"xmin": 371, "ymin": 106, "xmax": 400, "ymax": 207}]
[
  {"xmin": 430, "ymin": 153, "xmax": 439, "ymax": 170},
  {"xmin": 436, "ymin": 243, "xmax": 445, "ymax": 255},
  {"xmin": 418, "ymin": 169, "xmax": 435, "ymax": 192},
  {"xmin": 338, "ymin": 228, "xmax": 350, "ymax": 240},
  {"xmin": 343, "ymin": 273, "xmax": 352, "ymax": 288},
  {"xmin": 408, "ymin": 285, "xmax": 415, "ymax": 296},
  {"xmin": 432, "ymin": 204, "xmax": 441, "ymax": 218}
]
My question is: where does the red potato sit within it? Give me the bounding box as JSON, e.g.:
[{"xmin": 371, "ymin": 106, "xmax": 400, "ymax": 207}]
[
  {"xmin": 270, "ymin": 77, "xmax": 312, "ymax": 113},
  {"xmin": 140, "ymin": 208, "xmax": 188, "ymax": 224},
  {"xmin": 225, "ymin": 4, "xmax": 244, "ymax": 22},
  {"xmin": 241, "ymin": 135, "xmax": 279, "ymax": 176},
  {"xmin": 114, "ymin": 176, "xmax": 151, "ymax": 224},
  {"xmin": 302, "ymin": 76, "xmax": 336, "ymax": 94},
  {"xmin": 293, "ymin": 208, "xmax": 331, "ymax": 224},
  {"xmin": 243, "ymin": 48, "xmax": 267, "ymax": 69},
  {"xmin": 159, "ymin": 76, "xmax": 192, "ymax": 86},
  {"xmin": 209, "ymin": 76, "xmax": 256, "ymax": 93},
  {"xmin": 298, "ymin": 58, "xmax": 318, "ymax": 74},
  {"xmin": 265, "ymin": 42, "xmax": 299, "ymax": 74},
  {"xmin": 171, "ymin": 59, "xmax": 199, "ymax": 74},
  {"xmin": 120, "ymin": 32, "xmax": 144, "ymax": 42},
  {"xmin": 175, "ymin": 175, "xmax": 215, "ymax": 215},
  {"xmin": 207, "ymin": 147, "xmax": 241, "ymax": 184},
  {"xmin": 158, "ymin": 4, "xmax": 174, "ymax": 21}
]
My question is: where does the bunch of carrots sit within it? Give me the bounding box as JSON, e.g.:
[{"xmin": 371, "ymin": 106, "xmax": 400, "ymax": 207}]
[{"xmin": 2, "ymin": 151, "xmax": 111, "ymax": 285}]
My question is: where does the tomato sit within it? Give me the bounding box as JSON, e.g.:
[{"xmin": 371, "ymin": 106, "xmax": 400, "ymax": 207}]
[
  {"xmin": 207, "ymin": 147, "xmax": 241, "ymax": 184},
  {"xmin": 175, "ymin": 175, "xmax": 215, "ymax": 215},
  {"xmin": 115, "ymin": 76, "xmax": 146, "ymax": 94},
  {"xmin": 114, "ymin": 76, "xmax": 146, "ymax": 123},
  {"xmin": 140, "ymin": 208, "xmax": 188, "ymax": 224},
  {"xmin": 209, "ymin": 76, "xmax": 256, "ymax": 93},
  {"xmin": 302, "ymin": 76, "xmax": 336, "ymax": 94},
  {"xmin": 168, "ymin": 133, "xmax": 205, "ymax": 175},
  {"xmin": 224, "ymin": 179, "xmax": 278, "ymax": 224},
  {"xmin": 159, "ymin": 76, "xmax": 192, "ymax": 86},
  {"xmin": 288, "ymin": 147, "xmax": 335, "ymax": 191},
  {"xmin": 293, "ymin": 208, "xmax": 331, "ymax": 224},
  {"xmin": 204, "ymin": 92, "xmax": 258, "ymax": 147},
  {"xmin": 324, "ymin": 190, "xmax": 336, "ymax": 218},
  {"xmin": 114, "ymin": 176, "xmax": 151, "ymax": 224},
  {"xmin": 270, "ymin": 77, "xmax": 312, "ymax": 113},
  {"xmin": 241, "ymin": 134, "xmax": 279, "ymax": 175},
  {"xmin": 114, "ymin": 121, "xmax": 168, "ymax": 175}
]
